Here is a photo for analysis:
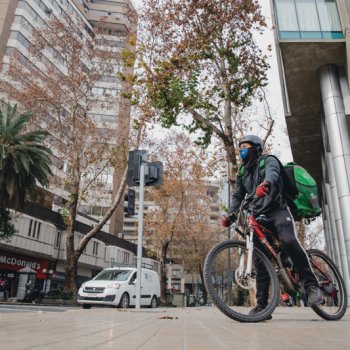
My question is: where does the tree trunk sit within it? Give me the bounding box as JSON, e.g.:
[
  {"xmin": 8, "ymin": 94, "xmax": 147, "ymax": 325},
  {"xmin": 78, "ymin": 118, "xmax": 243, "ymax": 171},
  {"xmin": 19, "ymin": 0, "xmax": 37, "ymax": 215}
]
[
  {"xmin": 64, "ymin": 182, "xmax": 79, "ymax": 295},
  {"xmin": 64, "ymin": 256, "xmax": 78, "ymax": 296}
]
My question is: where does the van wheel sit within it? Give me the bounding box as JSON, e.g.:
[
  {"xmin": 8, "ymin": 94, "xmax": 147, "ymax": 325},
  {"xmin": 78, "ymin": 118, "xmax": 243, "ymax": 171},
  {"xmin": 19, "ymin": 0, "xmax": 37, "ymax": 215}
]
[
  {"xmin": 119, "ymin": 293, "xmax": 129, "ymax": 308},
  {"xmin": 149, "ymin": 296, "xmax": 157, "ymax": 308},
  {"xmin": 82, "ymin": 304, "xmax": 92, "ymax": 309}
]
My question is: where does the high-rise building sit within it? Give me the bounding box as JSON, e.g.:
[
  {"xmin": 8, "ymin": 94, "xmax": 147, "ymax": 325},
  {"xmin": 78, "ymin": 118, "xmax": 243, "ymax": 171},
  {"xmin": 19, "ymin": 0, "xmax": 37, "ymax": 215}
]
[
  {"xmin": 0, "ymin": 0, "xmax": 137, "ymax": 235},
  {"xmin": 269, "ymin": 0, "xmax": 350, "ymax": 301}
]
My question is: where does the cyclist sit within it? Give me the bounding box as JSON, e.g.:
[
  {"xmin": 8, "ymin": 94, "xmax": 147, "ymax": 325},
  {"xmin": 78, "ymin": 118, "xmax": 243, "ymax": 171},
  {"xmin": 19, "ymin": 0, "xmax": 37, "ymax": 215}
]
[{"xmin": 221, "ymin": 135, "xmax": 322, "ymax": 316}]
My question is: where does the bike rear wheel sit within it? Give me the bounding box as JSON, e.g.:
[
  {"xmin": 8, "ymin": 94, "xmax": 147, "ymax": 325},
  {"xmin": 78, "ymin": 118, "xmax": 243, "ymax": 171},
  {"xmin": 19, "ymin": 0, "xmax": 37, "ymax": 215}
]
[
  {"xmin": 308, "ymin": 249, "xmax": 347, "ymax": 320},
  {"xmin": 204, "ymin": 240, "xmax": 279, "ymax": 323}
]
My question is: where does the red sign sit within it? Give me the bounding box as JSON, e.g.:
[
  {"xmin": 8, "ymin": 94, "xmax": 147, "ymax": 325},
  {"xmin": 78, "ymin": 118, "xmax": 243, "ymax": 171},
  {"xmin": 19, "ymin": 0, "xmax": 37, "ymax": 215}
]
[{"xmin": 0, "ymin": 251, "xmax": 49, "ymax": 279}]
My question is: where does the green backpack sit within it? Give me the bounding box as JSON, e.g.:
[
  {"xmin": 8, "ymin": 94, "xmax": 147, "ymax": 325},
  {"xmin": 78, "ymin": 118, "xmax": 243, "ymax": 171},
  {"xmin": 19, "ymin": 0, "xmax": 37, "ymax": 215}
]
[
  {"xmin": 238, "ymin": 156, "xmax": 322, "ymax": 221},
  {"xmin": 282, "ymin": 162, "xmax": 321, "ymax": 220}
]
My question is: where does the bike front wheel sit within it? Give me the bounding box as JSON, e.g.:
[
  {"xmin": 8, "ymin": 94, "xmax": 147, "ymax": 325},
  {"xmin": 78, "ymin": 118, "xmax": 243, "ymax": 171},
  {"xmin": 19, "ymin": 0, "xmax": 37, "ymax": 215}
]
[
  {"xmin": 204, "ymin": 240, "xmax": 279, "ymax": 323},
  {"xmin": 308, "ymin": 249, "xmax": 347, "ymax": 320}
]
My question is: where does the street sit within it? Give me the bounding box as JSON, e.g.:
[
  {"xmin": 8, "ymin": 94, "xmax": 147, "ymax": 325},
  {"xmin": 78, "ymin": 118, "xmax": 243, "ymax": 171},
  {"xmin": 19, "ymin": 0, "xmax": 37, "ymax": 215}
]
[
  {"xmin": 0, "ymin": 305, "xmax": 349, "ymax": 350},
  {"xmin": 0, "ymin": 304, "xmax": 71, "ymax": 313}
]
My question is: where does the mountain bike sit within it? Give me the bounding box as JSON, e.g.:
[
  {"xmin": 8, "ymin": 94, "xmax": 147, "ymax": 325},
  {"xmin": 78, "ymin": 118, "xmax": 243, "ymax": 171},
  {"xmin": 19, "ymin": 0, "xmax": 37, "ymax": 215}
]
[{"xmin": 203, "ymin": 195, "xmax": 347, "ymax": 323}]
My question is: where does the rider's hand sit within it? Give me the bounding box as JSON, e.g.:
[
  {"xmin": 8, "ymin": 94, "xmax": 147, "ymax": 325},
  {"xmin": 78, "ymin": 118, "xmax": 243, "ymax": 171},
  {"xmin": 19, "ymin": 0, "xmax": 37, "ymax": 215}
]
[
  {"xmin": 221, "ymin": 213, "xmax": 236, "ymax": 227},
  {"xmin": 256, "ymin": 181, "xmax": 271, "ymax": 198}
]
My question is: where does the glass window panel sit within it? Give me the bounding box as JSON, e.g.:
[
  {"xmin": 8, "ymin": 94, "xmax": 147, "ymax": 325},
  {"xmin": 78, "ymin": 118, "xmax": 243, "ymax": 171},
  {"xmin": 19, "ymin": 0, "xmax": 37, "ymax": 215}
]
[
  {"xmin": 275, "ymin": 0, "xmax": 299, "ymax": 31},
  {"xmin": 295, "ymin": 0, "xmax": 320, "ymax": 31},
  {"xmin": 300, "ymin": 31, "xmax": 323, "ymax": 39},
  {"xmin": 279, "ymin": 31, "xmax": 301, "ymax": 39},
  {"xmin": 316, "ymin": 0, "xmax": 342, "ymax": 32}
]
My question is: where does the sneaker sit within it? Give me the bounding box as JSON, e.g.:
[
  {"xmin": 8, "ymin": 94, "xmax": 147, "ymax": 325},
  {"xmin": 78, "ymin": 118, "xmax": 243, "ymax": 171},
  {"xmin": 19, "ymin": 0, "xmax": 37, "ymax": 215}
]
[
  {"xmin": 249, "ymin": 305, "xmax": 272, "ymax": 320},
  {"xmin": 307, "ymin": 286, "xmax": 323, "ymax": 306}
]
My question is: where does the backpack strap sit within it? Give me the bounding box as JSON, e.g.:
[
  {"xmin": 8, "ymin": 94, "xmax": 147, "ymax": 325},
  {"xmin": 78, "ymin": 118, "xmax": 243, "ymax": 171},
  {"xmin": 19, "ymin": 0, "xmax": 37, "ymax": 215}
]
[
  {"xmin": 237, "ymin": 165, "xmax": 245, "ymax": 177},
  {"xmin": 237, "ymin": 157, "xmax": 267, "ymax": 178}
]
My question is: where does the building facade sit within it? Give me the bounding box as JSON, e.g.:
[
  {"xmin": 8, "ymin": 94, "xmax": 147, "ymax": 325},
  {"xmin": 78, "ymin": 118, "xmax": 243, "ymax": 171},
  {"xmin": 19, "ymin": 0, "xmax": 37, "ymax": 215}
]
[
  {"xmin": 269, "ymin": 0, "xmax": 350, "ymax": 301},
  {"xmin": 0, "ymin": 204, "xmax": 159, "ymax": 300},
  {"xmin": 0, "ymin": 0, "xmax": 145, "ymax": 299},
  {"xmin": 0, "ymin": 0, "xmax": 136, "ymax": 235}
]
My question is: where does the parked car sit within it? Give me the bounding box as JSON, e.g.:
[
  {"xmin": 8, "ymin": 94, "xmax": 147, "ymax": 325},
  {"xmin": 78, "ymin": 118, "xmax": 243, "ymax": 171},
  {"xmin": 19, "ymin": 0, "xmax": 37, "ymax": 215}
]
[{"xmin": 77, "ymin": 267, "xmax": 160, "ymax": 309}]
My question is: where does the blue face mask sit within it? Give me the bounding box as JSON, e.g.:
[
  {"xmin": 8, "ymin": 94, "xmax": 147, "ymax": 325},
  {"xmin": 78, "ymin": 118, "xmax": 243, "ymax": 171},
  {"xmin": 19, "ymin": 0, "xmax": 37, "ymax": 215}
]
[{"xmin": 239, "ymin": 148, "xmax": 249, "ymax": 160}]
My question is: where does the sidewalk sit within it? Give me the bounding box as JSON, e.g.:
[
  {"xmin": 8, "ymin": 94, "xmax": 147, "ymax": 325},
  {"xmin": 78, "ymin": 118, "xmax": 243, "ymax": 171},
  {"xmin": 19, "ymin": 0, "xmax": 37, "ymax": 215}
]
[{"xmin": 0, "ymin": 306, "xmax": 349, "ymax": 350}]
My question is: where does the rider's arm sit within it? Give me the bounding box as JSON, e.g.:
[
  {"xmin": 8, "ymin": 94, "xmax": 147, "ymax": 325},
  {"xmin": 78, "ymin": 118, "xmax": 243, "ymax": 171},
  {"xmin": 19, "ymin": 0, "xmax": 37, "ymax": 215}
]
[
  {"xmin": 264, "ymin": 156, "xmax": 281, "ymax": 186},
  {"xmin": 227, "ymin": 175, "xmax": 246, "ymax": 217}
]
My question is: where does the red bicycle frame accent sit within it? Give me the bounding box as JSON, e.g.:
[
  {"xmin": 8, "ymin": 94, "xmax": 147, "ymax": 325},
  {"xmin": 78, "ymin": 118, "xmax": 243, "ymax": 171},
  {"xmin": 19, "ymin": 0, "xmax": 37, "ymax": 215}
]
[
  {"xmin": 248, "ymin": 214, "xmax": 278, "ymax": 259},
  {"xmin": 247, "ymin": 214, "xmax": 300, "ymax": 287}
]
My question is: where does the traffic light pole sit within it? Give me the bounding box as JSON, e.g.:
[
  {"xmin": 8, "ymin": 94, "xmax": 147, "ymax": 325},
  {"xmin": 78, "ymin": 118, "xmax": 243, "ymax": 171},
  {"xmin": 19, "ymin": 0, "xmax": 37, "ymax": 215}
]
[{"xmin": 135, "ymin": 160, "xmax": 145, "ymax": 310}]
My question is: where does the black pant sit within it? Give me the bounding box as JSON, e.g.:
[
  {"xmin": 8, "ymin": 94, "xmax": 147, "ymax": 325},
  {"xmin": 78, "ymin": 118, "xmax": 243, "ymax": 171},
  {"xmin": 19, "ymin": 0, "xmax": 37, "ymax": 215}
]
[{"xmin": 254, "ymin": 208, "xmax": 319, "ymax": 307}]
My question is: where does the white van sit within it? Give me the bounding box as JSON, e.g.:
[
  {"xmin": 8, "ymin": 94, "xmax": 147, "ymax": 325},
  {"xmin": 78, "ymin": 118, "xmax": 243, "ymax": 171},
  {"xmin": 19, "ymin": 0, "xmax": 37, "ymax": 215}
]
[{"xmin": 77, "ymin": 267, "xmax": 160, "ymax": 309}]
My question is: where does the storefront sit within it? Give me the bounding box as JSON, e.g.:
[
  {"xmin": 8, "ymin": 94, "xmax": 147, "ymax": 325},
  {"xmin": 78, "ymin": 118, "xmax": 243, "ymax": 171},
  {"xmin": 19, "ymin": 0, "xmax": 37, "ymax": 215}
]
[{"xmin": 0, "ymin": 250, "xmax": 52, "ymax": 298}]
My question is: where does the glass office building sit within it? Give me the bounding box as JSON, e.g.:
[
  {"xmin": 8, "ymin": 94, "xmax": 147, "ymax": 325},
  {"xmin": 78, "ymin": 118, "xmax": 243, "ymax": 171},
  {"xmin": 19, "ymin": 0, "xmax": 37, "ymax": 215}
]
[
  {"xmin": 275, "ymin": 0, "xmax": 343, "ymax": 39},
  {"xmin": 271, "ymin": 0, "xmax": 350, "ymax": 302}
]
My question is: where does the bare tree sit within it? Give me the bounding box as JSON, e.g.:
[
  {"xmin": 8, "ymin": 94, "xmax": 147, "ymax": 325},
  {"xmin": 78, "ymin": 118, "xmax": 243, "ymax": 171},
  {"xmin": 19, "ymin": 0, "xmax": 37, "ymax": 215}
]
[{"xmin": 144, "ymin": 133, "xmax": 218, "ymax": 301}]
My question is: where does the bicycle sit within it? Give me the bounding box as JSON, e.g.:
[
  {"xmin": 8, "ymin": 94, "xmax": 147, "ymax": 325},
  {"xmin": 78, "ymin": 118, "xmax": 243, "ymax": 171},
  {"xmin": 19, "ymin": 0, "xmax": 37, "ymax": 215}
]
[{"xmin": 203, "ymin": 194, "xmax": 348, "ymax": 323}]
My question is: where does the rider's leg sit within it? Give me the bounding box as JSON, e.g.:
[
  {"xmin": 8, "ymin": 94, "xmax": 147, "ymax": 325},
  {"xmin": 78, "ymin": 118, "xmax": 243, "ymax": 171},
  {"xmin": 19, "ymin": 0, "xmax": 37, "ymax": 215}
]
[
  {"xmin": 253, "ymin": 238, "xmax": 270, "ymax": 308},
  {"xmin": 267, "ymin": 208, "xmax": 322, "ymax": 305}
]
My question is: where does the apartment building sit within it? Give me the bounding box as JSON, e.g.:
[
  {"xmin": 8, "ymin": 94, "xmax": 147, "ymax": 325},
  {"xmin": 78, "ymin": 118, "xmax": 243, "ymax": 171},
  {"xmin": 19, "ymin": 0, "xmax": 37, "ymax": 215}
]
[
  {"xmin": 269, "ymin": 0, "xmax": 350, "ymax": 301},
  {"xmin": 0, "ymin": 0, "xmax": 136, "ymax": 234},
  {"xmin": 0, "ymin": 203, "xmax": 159, "ymax": 300},
  {"xmin": 0, "ymin": 0, "xmax": 142, "ymax": 298}
]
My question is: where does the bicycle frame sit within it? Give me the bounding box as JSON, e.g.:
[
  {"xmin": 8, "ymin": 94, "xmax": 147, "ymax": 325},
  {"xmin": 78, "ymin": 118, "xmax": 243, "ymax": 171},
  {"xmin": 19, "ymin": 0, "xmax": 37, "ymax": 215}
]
[{"xmin": 235, "ymin": 200, "xmax": 298, "ymax": 294}]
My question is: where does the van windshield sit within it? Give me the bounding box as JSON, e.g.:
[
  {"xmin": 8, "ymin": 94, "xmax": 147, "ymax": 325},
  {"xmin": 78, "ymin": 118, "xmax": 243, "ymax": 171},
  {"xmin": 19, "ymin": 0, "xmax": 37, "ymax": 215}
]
[{"xmin": 94, "ymin": 270, "xmax": 132, "ymax": 281}]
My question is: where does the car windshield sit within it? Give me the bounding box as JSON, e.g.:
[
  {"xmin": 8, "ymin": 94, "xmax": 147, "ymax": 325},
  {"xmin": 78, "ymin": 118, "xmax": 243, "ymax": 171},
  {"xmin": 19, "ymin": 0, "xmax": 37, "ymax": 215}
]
[{"xmin": 93, "ymin": 270, "xmax": 132, "ymax": 281}]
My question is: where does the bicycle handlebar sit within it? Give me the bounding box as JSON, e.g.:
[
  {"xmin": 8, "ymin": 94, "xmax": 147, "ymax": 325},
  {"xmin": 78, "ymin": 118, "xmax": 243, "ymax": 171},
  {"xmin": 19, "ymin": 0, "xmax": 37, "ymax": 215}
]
[{"xmin": 242, "ymin": 193, "xmax": 258, "ymax": 209}]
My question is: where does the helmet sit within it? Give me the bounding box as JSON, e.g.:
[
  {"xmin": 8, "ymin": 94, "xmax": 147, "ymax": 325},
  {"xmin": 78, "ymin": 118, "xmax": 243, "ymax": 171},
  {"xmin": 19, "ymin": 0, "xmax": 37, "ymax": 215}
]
[{"xmin": 239, "ymin": 135, "xmax": 264, "ymax": 150}]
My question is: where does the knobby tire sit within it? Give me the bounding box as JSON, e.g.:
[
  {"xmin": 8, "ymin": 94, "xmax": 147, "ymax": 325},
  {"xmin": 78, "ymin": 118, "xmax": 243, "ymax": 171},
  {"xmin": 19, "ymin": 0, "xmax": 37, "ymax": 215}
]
[
  {"xmin": 204, "ymin": 240, "xmax": 279, "ymax": 323},
  {"xmin": 308, "ymin": 249, "xmax": 347, "ymax": 321}
]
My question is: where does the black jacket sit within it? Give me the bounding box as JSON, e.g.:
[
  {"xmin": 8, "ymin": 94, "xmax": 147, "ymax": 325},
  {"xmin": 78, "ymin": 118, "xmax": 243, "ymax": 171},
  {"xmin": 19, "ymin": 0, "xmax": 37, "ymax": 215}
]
[{"xmin": 228, "ymin": 155, "xmax": 287, "ymax": 217}]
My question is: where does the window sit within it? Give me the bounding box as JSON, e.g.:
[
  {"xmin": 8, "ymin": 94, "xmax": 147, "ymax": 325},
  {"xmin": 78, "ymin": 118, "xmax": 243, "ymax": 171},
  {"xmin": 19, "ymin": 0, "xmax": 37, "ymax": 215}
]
[
  {"xmin": 172, "ymin": 269, "xmax": 181, "ymax": 277},
  {"xmin": 9, "ymin": 31, "xmax": 30, "ymax": 49},
  {"xmin": 123, "ymin": 252, "xmax": 130, "ymax": 264},
  {"xmin": 124, "ymin": 222, "xmax": 135, "ymax": 227},
  {"xmin": 274, "ymin": 0, "xmax": 343, "ymax": 39},
  {"xmin": 101, "ymin": 114, "xmax": 117, "ymax": 123},
  {"xmin": 92, "ymin": 241, "xmax": 99, "ymax": 255},
  {"xmin": 55, "ymin": 231, "xmax": 62, "ymax": 248},
  {"xmin": 63, "ymin": 162, "xmax": 70, "ymax": 174},
  {"xmin": 28, "ymin": 219, "xmax": 41, "ymax": 239}
]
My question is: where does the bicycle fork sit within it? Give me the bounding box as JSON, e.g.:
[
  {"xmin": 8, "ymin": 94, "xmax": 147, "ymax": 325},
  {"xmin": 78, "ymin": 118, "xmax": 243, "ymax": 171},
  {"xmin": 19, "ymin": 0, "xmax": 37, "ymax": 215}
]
[{"xmin": 237, "ymin": 229, "xmax": 255, "ymax": 277}]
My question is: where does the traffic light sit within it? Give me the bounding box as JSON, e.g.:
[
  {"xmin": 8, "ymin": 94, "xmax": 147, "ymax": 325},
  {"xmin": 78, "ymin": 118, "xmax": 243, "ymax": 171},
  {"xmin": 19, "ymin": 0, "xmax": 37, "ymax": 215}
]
[
  {"xmin": 127, "ymin": 150, "xmax": 147, "ymax": 187},
  {"xmin": 145, "ymin": 162, "xmax": 163, "ymax": 186},
  {"xmin": 127, "ymin": 150, "xmax": 163, "ymax": 187},
  {"xmin": 124, "ymin": 189, "xmax": 136, "ymax": 216}
]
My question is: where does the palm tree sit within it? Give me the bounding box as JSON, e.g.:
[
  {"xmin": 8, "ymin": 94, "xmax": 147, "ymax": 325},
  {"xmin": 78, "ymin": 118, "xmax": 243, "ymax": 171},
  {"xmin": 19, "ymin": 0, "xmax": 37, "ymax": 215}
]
[{"xmin": 0, "ymin": 103, "xmax": 52, "ymax": 239}]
